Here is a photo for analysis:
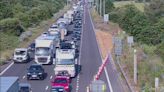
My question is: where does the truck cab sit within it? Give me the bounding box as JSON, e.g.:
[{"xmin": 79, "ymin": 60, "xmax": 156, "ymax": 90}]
[
  {"xmin": 35, "ymin": 35, "xmax": 56, "ymax": 64},
  {"xmin": 54, "ymin": 41, "xmax": 76, "ymax": 77}
]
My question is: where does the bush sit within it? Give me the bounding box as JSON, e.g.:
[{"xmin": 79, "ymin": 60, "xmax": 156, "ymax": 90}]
[{"xmin": 0, "ymin": 18, "xmax": 24, "ymax": 35}]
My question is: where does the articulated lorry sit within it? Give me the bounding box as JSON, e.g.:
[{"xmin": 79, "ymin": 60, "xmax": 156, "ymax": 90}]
[
  {"xmin": 35, "ymin": 35, "xmax": 58, "ymax": 64},
  {"xmin": 54, "ymin": 41, "xmax": 76, "ymax": 77}
]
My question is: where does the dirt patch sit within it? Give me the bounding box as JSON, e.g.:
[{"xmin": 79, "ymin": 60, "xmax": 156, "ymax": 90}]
[{"xmin": 95, "ymin": 30, "xmax": 113, "ymax": 59}]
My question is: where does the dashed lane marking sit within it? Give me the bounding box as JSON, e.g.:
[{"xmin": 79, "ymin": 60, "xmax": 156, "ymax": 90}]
[{"xmin": 45, "ymin": 86, "xmax": 49, "ymax": 91}]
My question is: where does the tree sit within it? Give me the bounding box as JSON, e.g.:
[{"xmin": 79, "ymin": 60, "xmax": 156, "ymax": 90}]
[{"xmin": 144, "ymin": 0, "xmax": 164, "ymax": 22}]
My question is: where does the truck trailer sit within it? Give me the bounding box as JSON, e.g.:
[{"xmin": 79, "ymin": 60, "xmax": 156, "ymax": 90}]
[{"xmin": 0, "ymin": 77, "xmax": 19, "ymax": 92}]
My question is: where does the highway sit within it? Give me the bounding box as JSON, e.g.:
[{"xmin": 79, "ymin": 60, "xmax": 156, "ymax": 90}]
[{"xmin": 1, "ymin": 1, "xmax": 126, "ymax": 92}]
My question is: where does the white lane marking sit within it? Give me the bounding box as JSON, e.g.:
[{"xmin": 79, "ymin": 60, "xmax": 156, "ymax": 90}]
[
  {"xmin": 50, "ymin": 75, "xmax": 53, "ymax": 79},
  {"xmin": 0, "ymin": 62, "xmax": 14, "ymax": 76},
  {"xmin": 45, "ymin": 86, "xmax": 49, "ymax": 90},
  {"xmin": 75, "ymin": 4, "xmax": 85, "ymax": 92},
  {"xmin": 88, "ymin": 8, "xmax": 114, "ymax": 92},
  {"xmin": 84, "ymin": 4, "xmax": 86, "ymax": 24},
  {"xmin": 22, "ymin": 75, "xmax": 26, "ymax": 79}
]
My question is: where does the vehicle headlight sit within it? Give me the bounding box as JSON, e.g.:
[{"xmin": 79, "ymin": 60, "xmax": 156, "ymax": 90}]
[
  {"xmin": 27, "ymin": 73, "xmax": 31, "ymax": 75},
  {"xmin": 38, "ymin": 73, "xmax": 42, "ymax": 75},
  {"xmin": 65, "ymin": 86, "xmax": 69, "ymax": 89}
]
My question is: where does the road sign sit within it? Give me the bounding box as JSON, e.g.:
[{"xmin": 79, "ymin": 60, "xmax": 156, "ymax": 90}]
[
  {"xmin": 104, "ymin": 14, "xmax": 109, "ymax": 23},
  {"xmin": 127, "ymin": 36, "xmax": 134, "ymax": 48},
  {"xmin": 90, "ymin": 80, "xmax": 106, "ymax": 92},
  {"xmin": 113, "ymin": 37, "xmax": 123, "ymax": 56}
]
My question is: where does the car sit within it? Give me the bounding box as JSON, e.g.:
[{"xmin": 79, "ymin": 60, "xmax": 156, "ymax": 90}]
[
  {"xmin": 60, "ymin": 41, "xmax": 75, "ymax": 50},
  {"xmin": 28, "ymin": 42, "xmax": 35, "ymax": 51},
  {"xmin": 51, "ymin": 86, "xmax": 66, "ymax": 92},
  {"xmin": 74, "ymin": 24, "xmax": 82, "ymax": 29},
  {"xmin": 27, "ymin": 64, "xmax": 45, "ymax": 80},
  {"xmin": 51, "ymin": 74, "xmax": 71, "ymax": 92},
  {"xmin": 72, "ymin": 33, "xmax": 81, "ymax": 41},
  {"xmin": 19, "ymin": 83, "xmax": 32, "ymax": 92},
  {"xmin": 73, "ymin": 29, "xmax": 81, "ymax": 35},
  {"xmin": 13, "ymin": 48, "xmax": 30, "ymax": 63}
]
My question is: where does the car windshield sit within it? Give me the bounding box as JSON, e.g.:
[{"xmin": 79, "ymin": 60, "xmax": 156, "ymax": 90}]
[
  {"xmin": 54, "ymin": 78, "xmax": 67, "ymax": 83},
  {"xmin": 29, "ymin": 65, "xmax": 42, "ymax": 71},
  {"xmin": 15, "ymin": 50, "xmax": 26, "ymax": 55},
  {"xmin": 57, "ymin": 59, "xmax": 74, "ymax": 65},
  {"xmin": 35, "ymin": 47, "xmax": 49, "ymax": 56},
  {"xmin": 19, "ymin": 87, "xmax": 29, "ymax": 92},
  {"xmin": 60, "ymin": 43, "xmax": 72, "ymax": 49}
]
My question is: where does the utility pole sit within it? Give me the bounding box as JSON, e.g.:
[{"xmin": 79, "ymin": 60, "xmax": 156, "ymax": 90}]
[
  {"xmin": 100, "ymin": 0, "xmax": 102, "ymax": 16},
  {"xmin": 155, "ymin": 77, "xmax": 159, "ymax": 92},
  {"xmin": 103, "ymin": 0, "xmax": 105, "ymax": 15},
  {"xmin": 134, "ymin": 49, "xmax": 137, "ymax": 85}
]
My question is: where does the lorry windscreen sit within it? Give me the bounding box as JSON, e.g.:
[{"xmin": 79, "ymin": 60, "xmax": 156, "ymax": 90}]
[
  {"xmin": 35, "ymin": 47, "xmax": 50, "ymax": 56},
  {"xmin": 57, "ymin": 59, "xmax": 74, "ymax": 65}
]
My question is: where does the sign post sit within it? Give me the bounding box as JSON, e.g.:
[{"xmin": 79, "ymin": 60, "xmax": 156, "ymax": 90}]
[{"xmin": 104, "ymin": 14, "xmax": 109, "ymax": 23}]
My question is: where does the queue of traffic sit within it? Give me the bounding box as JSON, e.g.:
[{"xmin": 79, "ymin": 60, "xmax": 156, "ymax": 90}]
[{"xmin": 1, "ymin": 1, "xmax": 83, "ymax": 92}]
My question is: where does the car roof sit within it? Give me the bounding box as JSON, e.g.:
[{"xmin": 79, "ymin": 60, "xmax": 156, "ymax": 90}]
[
  {"xmin": 30, "ymin": 64, "xmax": 42, "ymax": 67},
  {"xmin": 15, "ymin": 48, "xmax": 27, "ymax": 51}
]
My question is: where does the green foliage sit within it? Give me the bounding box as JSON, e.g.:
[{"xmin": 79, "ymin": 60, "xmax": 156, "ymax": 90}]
[
  {"xmin": 0, "ymin": 32, "xmax": 19, "ymax": 51},
  {"xmin": 155, "ymin": 42, "xmax": 164, "ymax": 61},
  {"xmin": 105, "ymin": 0, "xmax": 114, "ymax": 13},
  {"xmin": 0, "ymin": 0, "xmax": 66, "ymax": 35},
  {"xmin": 144, "ymin": 0, "xmax": 164, "ymax": 22},
  {"xmin": 0, "ymin": 18, "xmax": 24, "ymax": 35},
  {"xmin": 110, "ymin": 4, "xmax": 164, "ymax": 45}
]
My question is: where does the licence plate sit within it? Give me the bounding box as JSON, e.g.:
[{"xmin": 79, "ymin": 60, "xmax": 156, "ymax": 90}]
[{"xmin": 32, "ymin": 75, "xmax": 37, "ymax": 77}]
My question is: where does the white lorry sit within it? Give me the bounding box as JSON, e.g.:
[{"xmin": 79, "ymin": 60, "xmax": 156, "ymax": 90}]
[
  {"xmin": 35, "ymin": 35, "xmax": 57, "ymax": 64},
  {"xmin": 54, "ymin": 41, "xmax": 76, "ymax": 77}
]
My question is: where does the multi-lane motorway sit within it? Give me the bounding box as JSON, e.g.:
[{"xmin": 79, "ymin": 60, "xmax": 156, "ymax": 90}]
[{"xmin": 1, "ymin": 1, "xmax": 127, "ymax": 92}]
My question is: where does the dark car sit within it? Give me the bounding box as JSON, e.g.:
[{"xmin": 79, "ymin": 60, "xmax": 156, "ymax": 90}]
[
  {"xmin": 19, "ymin": 83, "xmax": 31, "ymax": 92},
  {"xmin": 74, "ymin": 24, "xmax": 82, "ymax": 29},
  {"xmin": 72, "ymin": 33, "xmax": 81, "ymax": 41},
  {"xmin": 27, "ymin": 64, "xmax": 45, "ymax": 80},
  {"xmin": 28, "ymin": 42, "xmax": 35, "ymax": 51}
]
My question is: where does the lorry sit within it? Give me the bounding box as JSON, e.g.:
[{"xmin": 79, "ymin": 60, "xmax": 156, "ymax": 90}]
[
  {"xmin": 54, "ymin": 41, "xmax": 76, "ymax": 77},
  {"xmin": 13, "ymin": 48, "xmax": 30, "ymax": 63},
  {"xmin": 35, "ymin": 35, "xmax": 58, "ymax": 64},
  {"xmin": 0, "ymin": 77, "xmax": 19, "ymax": 92}
]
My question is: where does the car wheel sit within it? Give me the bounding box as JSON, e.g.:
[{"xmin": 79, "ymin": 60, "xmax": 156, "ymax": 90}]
[{"xmin": 27, "ymin": 77, "xmax": 30, "ymax": 80}]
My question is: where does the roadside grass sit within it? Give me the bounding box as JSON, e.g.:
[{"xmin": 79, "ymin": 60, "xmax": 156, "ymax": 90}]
[
  {"xmin": 0, "ymin": 5, "xmax": 70, "ymax": 65},
  {"xmin": 118, "ymin": 32, "xmax": 164, "ymax": 91},
  {"xmin": 114, "ymin": 1, "xmax": 145, "ymax": 12}
]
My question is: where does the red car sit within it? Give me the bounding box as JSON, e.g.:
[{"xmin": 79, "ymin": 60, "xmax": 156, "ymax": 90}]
[{"xmin": 51, "ymin": 75, "xmax": 71, "ymax": 92}]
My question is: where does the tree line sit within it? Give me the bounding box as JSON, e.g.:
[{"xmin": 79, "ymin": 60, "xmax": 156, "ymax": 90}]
[
  {"xmin": 105, "ymin": 0, "xmax": 164, "ymax": 60},
  {"xmin": 0, "ymin": 0, "xmax": 66, "ymax": 36}
]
